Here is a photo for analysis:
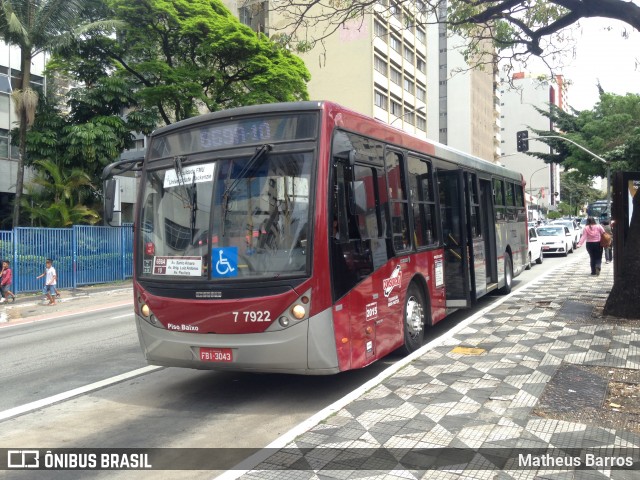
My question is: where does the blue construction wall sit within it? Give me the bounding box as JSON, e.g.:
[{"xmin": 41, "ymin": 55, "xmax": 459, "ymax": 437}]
[{"xmin": 0, "ymin": 225, "xmax": 133, "ymax": 293}]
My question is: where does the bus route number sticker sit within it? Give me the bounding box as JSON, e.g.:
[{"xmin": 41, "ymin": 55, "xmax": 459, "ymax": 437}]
[
  {"xmin": 434, "ymin": 256, "xmax": 444, "ymax": 287},
  {"xmin": 212, "ymin": 247, "xmax": 238, "ymax": 278}
]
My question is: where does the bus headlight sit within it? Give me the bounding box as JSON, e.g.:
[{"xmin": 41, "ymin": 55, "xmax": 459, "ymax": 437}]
[
  {"xmin": 266, "ymin": 289, "xmax": 312, "ymax": 331},
  {"xmin": 141, "ymin": 304, "xmax": 150, "ymax": 317},
  {"xmin": 291, "ymin": 304, "xmax": 306, "ymax": 319}
]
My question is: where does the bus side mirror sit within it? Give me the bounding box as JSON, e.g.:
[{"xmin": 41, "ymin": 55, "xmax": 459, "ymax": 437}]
[
  {"xmin": 349, "ymin": 150, "xmax": 356, "ymax": 166},
  {"xmin": 104, "ymin": 179, "xmax": 117, "ymax": 223}
]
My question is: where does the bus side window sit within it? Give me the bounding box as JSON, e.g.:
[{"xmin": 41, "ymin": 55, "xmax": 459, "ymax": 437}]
[
  {"xmin": 385, "ymin": 150, "xmax": 410, "ymax": 252},
  {"xmin": 407, "ymin": 155, "xmax": 438, "ymax": 247},
  {"xmin": 505, "ymin": 182, "xmax": 516, "ymax": 221},
  {"xmin": 514, "ymin": 183, "xmax": 526, "ymax": 222},
  {"xmin": 331, "ymin": 160, "xmax": 361, "ymax": 299},
  {"xmin": 493, "ymin": 178, "xmax": 505, "ymax": 221}
]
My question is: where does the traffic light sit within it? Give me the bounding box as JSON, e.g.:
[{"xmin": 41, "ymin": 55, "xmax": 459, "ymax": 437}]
[{"xmin": 516, "ymin": 130, "xmax": 529, "ymax": 152}]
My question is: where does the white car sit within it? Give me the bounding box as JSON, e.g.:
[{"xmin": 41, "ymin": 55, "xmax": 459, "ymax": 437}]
[
  {"xmin": 526, "ymin": 227, "xmax": 544, "ymax": 269},
  {"xmin": 537, "ymin": 225, "xmax": 574, "ymax": 257},
  {"xmin": 550, "ymin": 220, "xmax": 581, "ymax": 249}
]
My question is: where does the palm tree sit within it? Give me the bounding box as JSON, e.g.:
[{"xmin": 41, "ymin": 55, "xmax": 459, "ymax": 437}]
[
  {"xmin": 0, "ymin": 0, "xmax": 103, "ymax": 227},
  {"xmin": 21, "ymin": 159, "xmax": 99, "ymax": 226}
]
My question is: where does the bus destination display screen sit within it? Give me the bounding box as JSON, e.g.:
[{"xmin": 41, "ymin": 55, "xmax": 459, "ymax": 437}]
[{"xmin": 149, "ymin": 113, "xmax": 317, "ymax": 159}]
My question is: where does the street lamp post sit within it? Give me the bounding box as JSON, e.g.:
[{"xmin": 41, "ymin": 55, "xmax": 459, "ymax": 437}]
[
  {"xmin": 528, "ymin": 135, "xmax": 611, "ymax": 213},
  {"xmin": 529, "ymin": 165, "xmax": 548, "ymax": 200}
]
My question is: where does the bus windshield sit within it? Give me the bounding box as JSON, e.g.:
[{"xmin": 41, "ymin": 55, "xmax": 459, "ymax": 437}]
[{"xmin": 139, "ymin": 151, "xmax": 313, "ymax": 280}]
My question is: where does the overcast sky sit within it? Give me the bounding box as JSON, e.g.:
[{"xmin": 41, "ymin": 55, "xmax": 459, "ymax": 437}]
[{"xmin": 562, "ymin": 18, "xmax": 640, "ymax": 111}]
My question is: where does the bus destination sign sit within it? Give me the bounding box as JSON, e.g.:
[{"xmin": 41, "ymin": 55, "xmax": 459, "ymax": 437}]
[{"xmin": 153, "ymin": 256, "xmax": 203, "ymax": 276}]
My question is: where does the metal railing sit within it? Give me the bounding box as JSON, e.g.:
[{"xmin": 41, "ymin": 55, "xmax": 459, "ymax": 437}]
[{"xmin": 0, "ymin": 225, "xmax": 133, "ymax": 293}]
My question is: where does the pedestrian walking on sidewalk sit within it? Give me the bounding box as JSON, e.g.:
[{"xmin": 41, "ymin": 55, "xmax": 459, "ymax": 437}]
[
  {"xmin": 601, "ymin": 220, "xmax": 613, "ymax": 264},
  {"xmin": 36, "ymin": 258, "xmax": 57, "ymax": 305},
  {"xmin": 0, "ymin": 260, "xmax": 15, "ymax": 303},
  {"xmin": 577, "ymin": 217, "xmax": 606, "ymax": 275}
]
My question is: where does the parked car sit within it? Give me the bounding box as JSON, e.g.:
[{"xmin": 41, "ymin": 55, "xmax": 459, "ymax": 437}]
[
  {"xmin": 550, "ymin": 219, "xmax": 581, "ymax": 249},
  {"xmin": 526, "ymin": 227, "xmax": 544, "ymax": 269},
  {"xmin": 536, "ymin": 225, "xmax": 574, "ymax": 256}
]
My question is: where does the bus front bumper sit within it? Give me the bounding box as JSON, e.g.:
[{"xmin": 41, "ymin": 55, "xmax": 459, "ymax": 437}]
[{"xmin": 135, "ymin": 311, "xmax": 340, "ymax": 375}]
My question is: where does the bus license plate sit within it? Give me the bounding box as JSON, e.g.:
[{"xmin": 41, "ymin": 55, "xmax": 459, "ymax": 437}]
[{"xmin": 200, "ymin": 348, "xmax": 233, "ymax": 362}]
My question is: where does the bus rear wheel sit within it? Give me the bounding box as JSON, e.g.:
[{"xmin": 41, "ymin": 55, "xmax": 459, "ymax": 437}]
[
  {"xmin": 400, "ymin": 283, "xmax": 426, "ymax": 355},
  {"xmin": 499, "ymin": 255, "xmax": 513, "ymax": 294}
]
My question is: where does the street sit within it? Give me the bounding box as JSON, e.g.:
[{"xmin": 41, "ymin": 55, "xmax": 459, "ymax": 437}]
[{"xmin": 0, "ymin": 252, "xmax": 584, "ymax": 479}]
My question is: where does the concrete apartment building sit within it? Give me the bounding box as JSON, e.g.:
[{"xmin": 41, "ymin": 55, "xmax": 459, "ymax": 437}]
[
  {"xmin": 499, "ymin": 72, "xmax": 566, "ymax": 214},
  {"xmin": 227, "ymin": 0, "xmax": 498, "ymax": 161}
]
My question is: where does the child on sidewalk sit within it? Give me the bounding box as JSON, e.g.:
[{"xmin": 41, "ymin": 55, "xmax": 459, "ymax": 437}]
[
  {"xmin": 36, "ymin": 258, "xmax": 57, "ymax": 306},
  {"xmin": 0, "ymin": 260, "xmax": 15, "ymax": 303}
]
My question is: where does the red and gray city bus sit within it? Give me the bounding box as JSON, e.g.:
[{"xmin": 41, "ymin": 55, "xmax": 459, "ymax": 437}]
[{"xmin": 104, "ymin": 101, "xmax": 528, "ymax": 374}]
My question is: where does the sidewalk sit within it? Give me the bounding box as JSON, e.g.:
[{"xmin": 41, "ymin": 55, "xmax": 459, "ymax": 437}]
[
  {"xmin": 226, "ymin": 251, "xmax": 640, "ymax": 479},
  {"xmin": 0, "ymin": 280, "xmax": 132, "ymax": 325}
]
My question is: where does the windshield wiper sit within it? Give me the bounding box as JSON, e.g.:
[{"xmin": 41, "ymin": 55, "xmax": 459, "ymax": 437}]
[
  {"xmin": 174, "ymin": 156, "xmax": 198, "ymax": 239},
  {"xmin": 173, "ymin": 156, "xmax": 195, "ymax": 209},
  {"xmin": 221, "ymin": 144, "xmax": 273, "ymax": 235}
]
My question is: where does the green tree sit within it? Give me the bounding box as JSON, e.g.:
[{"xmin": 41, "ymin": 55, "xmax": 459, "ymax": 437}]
[
  {"xmin": 86, "ymin": 0, "xmax": 311, "ymax": 125},
  {"xmin": 522, "ymin": 93, "xmax": 640, "ymax": 319},
  {"xmin": 21, "ymin": 159, "xmax": 100, "ymax": 227},
  {"xmin": 531, "ymin": 95, "xmax": 640, "ymax": 178},
  {"xmin": 558, "ymin": 171, "xmax": 604, "ymax": 217},
  {"xmin": 20, "ymin": 77, "xmax": 157, "ymax": 193},
  {"xmin": 0, "ymin": 0, "xmax": 109, "ymax": 228}
]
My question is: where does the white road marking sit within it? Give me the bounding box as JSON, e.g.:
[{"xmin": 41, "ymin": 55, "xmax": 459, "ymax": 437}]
[
  {"xmin": 0, "ymin": 365, "xmax": 163, "ymax": 422},
  {"xmin": 110, "ymin": 313, "xmax": 134, "ymax": 319}
]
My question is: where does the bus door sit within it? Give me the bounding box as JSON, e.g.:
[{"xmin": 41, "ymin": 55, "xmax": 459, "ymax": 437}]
[
  {"xmin": 479, "ymin": 178, "xmax": 498, "ymax": 290},
  {"xmin": 465, "ymin": 172, "xmax": 487, "ymax": 300},
  {"xmin": 436, "ymin": 168, "xmax": 471, "ymax": 308}
]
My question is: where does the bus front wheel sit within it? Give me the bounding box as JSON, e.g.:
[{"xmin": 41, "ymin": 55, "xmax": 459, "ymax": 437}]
[{"xmin": 400, "ymin": 283, "xmax": 426, "ymax": 355}]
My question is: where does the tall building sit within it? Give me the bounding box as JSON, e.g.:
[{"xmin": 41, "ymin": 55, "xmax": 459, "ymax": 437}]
[
  {"xmin": 269, "ymin": 2, "xmax": 430, "ymax": 137},
  {"xmin": 0, "ymin": 42, "xmax": 47, "ymax": 226},
  {"xmin": 230, "ymin": 0, "xmax": 498, "ymax": 161},
  {"xmin": 499, "ymin": 72, "xmax": 565, "ymax": 214},
  {"xmin": 426, "ymin": 3, "xmax": 498, "ymax": 162}
]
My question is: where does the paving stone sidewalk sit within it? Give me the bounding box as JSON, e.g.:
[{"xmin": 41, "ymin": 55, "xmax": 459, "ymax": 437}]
[{"xmin": 234, "ymin": 253, "xmax": 640, "ymax": 479}]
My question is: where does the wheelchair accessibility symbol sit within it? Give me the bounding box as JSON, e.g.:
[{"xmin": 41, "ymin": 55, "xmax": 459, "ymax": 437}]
[{"xmin": 213, "ymin": 247, "xmax": 238, "ymax": 277}]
